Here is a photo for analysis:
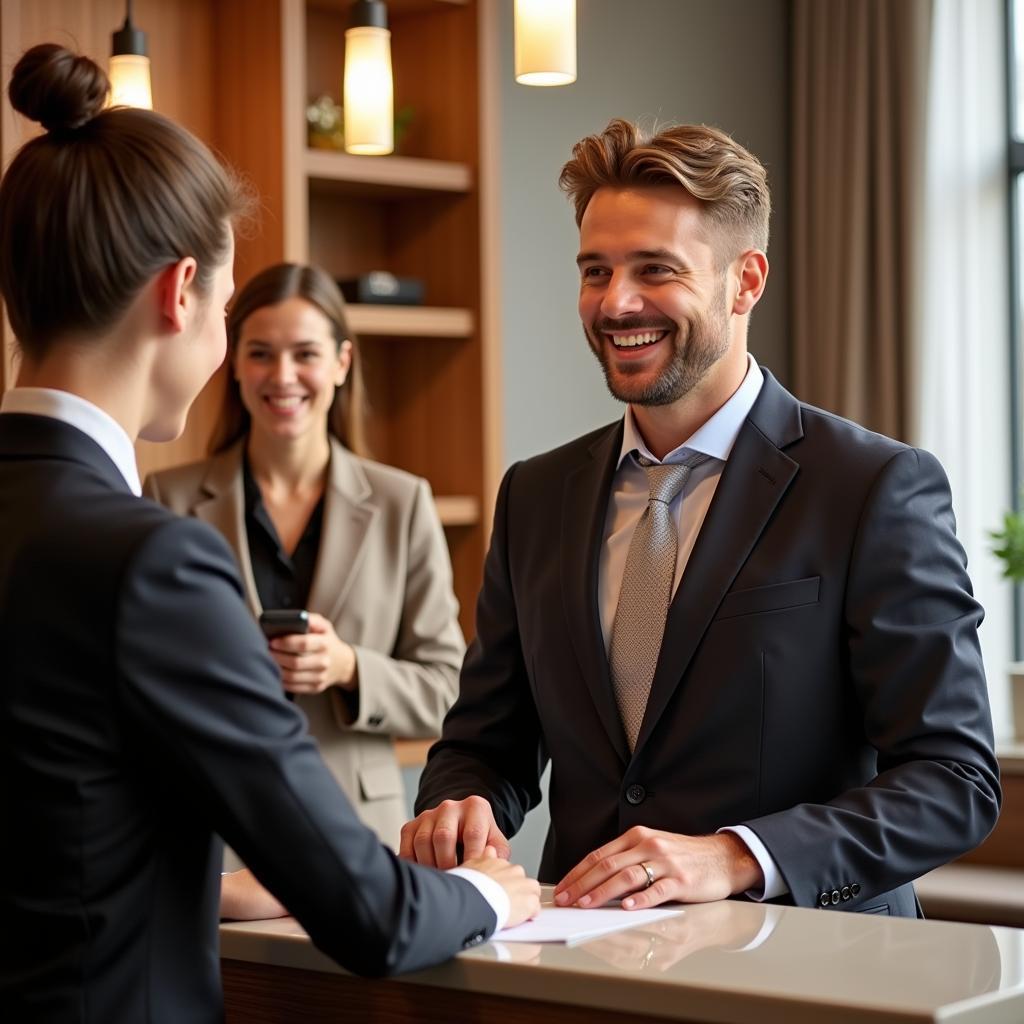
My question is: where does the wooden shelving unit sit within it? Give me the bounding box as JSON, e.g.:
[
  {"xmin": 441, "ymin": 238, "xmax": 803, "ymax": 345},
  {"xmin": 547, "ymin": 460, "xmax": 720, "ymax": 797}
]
[
  {"xmin": 347, "ymin": 305, "xmax": 473, "ymax": 338},
  {"xmin": 433, "ymin": 495, "xmax": 480, "ymax": 528},
  {"xmin": 127, "ymin": 0, "xmax": 495, "ymax": 633},
  {"xmin": 305, "ymin": 150, "xmax": 472, "ymax": 197},
  {"xmin": 394, "ymin": 737, "xmax": 436, "ymax": 769},
  {"xmin": 294, "ymin": 0, "xmax": 492, "ymax": 639},
  {"xmin": 309, "ymin": 0, "xmax": 466, "ymax": 14},
  {"xmin": 1, "ymin": 0, "xmax": 497, "ymax": 639}
]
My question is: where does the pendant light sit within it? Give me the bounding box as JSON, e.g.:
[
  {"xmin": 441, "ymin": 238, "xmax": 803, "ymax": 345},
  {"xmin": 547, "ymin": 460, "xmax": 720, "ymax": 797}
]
[
  {"xmin": 344, "ymin": 0, "xmax": 394, "ymax": 155},
  {"xmin": 109, "ymin": 0, "xmax": 152, "ymax": 109},
  {"xmin": 514, "ymin": 0, "xmax": 577, "ymax": 87}
]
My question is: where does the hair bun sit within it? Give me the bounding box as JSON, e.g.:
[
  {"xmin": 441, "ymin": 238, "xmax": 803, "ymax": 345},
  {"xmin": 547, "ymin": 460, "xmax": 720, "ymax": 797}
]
[{"xmin": 8, "ymin": 44, "xmax": 109, "ymax": 133}]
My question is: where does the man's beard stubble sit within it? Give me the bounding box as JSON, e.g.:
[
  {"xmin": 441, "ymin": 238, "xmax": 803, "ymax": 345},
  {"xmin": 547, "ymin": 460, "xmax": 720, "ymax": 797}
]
[{"xmin": 588, "ymin": 288, "xmax": 730, "ymax": 407}]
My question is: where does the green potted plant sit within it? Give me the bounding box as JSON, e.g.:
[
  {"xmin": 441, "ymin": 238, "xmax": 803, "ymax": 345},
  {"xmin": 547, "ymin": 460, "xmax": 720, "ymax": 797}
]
[{"xmin": 989, "ymin": 507, "xmax": 1024, "ymax": 740}]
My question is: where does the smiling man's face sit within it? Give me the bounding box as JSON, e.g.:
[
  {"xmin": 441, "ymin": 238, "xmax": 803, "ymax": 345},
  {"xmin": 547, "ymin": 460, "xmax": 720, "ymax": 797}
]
[{"xmin": 577, "ymin": 185, "xmax": 734, "ymax": 407}]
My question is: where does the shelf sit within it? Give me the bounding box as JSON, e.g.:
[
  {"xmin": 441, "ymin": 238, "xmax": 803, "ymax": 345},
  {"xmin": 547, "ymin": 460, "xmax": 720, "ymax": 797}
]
[
  {"xmin": 305, "ymin": 150, "xmax": 472, "ymax": 198},
  {"xmin": 310, "ymin": 0, "xmax": 465, "ymax": 14},
  {"xmin": 434, "ymin": 495, "xmax": 480, "ymax": 528},
  {"xmin": 394, "ymin": 738, "xmax": 437, "ymax": 769},
  {"xmin": 348, "ymin": 305, "xmax": 473, "ymax": 338}
]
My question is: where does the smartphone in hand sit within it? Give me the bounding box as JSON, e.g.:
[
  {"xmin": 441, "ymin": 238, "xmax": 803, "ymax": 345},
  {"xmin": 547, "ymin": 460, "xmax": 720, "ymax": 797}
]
[{"xmin": 258, "ymin": 609, "xmax": 310, "ymax": 639}]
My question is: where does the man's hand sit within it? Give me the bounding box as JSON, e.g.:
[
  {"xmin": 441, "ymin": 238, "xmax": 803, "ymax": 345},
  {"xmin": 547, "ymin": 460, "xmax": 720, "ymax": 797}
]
[
  {"xmin": 399, "ymin": 796, "xmax": 511, "ymax": 868},
  {"xmin": 553, "ymin": 827, "xmax": 762, "ymax": 909},
  {"xmin": 461, "ymin": 849, "xmax": 542, "ymax": 928},
  {"xmin": 219, "ymin": 868, "xmax": 289, "ymax": 921}
]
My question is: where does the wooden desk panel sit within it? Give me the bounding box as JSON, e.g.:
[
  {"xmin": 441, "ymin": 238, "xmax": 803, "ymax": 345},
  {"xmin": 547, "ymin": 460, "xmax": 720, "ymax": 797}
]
[{"xmin": 223, "ymin": 959, "xmax": 681, "ymax": 1024}]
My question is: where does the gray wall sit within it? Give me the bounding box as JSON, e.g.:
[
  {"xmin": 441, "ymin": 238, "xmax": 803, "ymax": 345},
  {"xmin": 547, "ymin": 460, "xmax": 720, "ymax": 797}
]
[
  {"xmin": 498, "ymin": 0, "xmax": 791, "ymax": 467},
  {"xmin": 486, "ymin": 0, "xmax": 791, "ymax": 875}
]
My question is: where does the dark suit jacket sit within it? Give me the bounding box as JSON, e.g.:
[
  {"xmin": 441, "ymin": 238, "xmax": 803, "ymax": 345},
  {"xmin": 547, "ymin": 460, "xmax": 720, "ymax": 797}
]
[
  {"xmin": 0, "ymin": 414, "xmax": 495, "ymax": 1024},
  {"xmin": 417, "ymin": 371, "xmax": 1001, "ymax": 916}
]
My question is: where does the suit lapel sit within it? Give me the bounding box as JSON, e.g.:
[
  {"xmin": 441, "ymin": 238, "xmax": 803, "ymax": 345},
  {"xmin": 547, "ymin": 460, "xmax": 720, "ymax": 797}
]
[
  {"xmin": 633, "ymin": 371, "xmax": 803, "ymax": 755},
  {"xmin": 561, "ymin": 421, "xmax": 631, "ymax": 765},
  {"xmin": 306, "ymin": 439, "xmax": 377, "ymax": 622},
  {"xmin": 191, "ymin": 441, "xmax": 262, "ymax": 617}
]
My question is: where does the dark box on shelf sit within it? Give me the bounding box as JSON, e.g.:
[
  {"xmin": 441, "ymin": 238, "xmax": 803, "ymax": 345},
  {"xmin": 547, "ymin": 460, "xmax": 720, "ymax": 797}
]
[{"xmin": 338, "ymin": 272, "xmax": 425, "ymax": 306}]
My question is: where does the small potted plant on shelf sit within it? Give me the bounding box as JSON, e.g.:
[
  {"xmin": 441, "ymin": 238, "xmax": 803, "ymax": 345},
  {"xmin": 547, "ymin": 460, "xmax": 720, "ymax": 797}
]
[
  {"xmin": 306, "ymin": 95, "xmax": 415, "ymax": 154},
  {"xmin": 989, "ymin": 506, "xmax": 1024, "ymax": 740}
]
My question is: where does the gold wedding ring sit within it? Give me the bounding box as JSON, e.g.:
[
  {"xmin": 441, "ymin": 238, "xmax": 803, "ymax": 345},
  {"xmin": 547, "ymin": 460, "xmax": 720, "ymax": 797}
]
[{"xmin": 640, "ymin": 861, "xmax": 656, "ymax": 889}]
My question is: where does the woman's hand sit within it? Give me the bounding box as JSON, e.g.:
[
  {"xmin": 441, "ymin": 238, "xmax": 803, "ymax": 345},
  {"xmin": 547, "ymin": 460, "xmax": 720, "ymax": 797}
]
[
  {"xmin": 220, "ymin": 869, "xmax": 289, "ymax": 921},
  {"xmin": 268, "ymin": 612, "xmax": 357, "ymax": 694}
]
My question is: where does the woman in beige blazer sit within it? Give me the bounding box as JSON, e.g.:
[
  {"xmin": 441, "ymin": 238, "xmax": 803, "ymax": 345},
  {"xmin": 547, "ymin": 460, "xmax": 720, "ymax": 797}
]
[{"xmin": 145, "ymin": 263, "xmax": 464, "ymax": 850}]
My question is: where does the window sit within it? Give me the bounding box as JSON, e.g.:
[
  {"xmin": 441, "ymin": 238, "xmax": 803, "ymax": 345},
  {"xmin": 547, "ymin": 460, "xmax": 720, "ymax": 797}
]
[{"xmin": 1008, "ymin": 0, "xmax": 1024, "ymax": 651}]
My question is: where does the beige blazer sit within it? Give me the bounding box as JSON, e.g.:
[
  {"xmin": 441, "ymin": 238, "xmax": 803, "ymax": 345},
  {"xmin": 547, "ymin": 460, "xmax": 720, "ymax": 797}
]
[{"xmin": 144, "ymin": 437, "xmax": 464, "ymax": 849}]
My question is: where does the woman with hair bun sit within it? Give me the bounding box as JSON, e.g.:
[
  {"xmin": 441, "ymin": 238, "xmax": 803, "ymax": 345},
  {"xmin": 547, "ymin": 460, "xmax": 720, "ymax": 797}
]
[{"xmin": 0, "ymin": 44, "xmax": 537, "ymax": 1024}]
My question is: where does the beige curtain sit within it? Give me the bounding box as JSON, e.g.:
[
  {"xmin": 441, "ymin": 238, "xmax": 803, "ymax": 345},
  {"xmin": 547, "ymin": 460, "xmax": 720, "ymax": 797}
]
[{"xmin": 791, "ymin": 0, "xmax": 932, "ymax": 440}]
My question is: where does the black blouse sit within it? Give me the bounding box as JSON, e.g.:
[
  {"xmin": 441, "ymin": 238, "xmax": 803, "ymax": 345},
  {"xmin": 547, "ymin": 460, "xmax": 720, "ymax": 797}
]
[{"xmin": 243, "ymin": 456, "xmax": 324, "ymax": 613}]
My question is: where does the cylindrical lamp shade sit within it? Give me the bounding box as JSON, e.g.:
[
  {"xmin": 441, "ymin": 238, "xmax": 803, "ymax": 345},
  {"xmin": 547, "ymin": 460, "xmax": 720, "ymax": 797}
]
[
  {"xmin": 514, "ymin": 0, "xmax": 576, "ymax": 87},
  {"xmin": 344, "ymin": 26, "xmax": 394, "ymax": 155},
  {"xmin": 108, "ymin": 54, "xmax": 152, "ymax": 109}
]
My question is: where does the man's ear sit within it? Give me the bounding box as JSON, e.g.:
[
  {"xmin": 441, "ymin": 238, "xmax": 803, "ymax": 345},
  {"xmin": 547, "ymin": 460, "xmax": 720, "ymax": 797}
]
[
  {"xmin": 157, "ymin": 257, "xmax": 199, "ymax": 333},
  {"xmin": 731, "ymin": 250, "xmax": 769, "ymax": 315}
]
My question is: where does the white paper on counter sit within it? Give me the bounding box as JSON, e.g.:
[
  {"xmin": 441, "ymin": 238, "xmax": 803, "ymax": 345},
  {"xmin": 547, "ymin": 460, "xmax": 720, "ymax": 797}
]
[{"xmin": 494, "ymin": 903, "xmax": 683, "ymax": 946}]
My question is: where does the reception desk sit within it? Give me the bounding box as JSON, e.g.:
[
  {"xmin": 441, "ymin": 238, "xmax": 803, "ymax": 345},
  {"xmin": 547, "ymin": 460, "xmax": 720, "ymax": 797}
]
[{"xmin": 221, "ymin": 894, "xmax": 1024, "ymax": 1023}]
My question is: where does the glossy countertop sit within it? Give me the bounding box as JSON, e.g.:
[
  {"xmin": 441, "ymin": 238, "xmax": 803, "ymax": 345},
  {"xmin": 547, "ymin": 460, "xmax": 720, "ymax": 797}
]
[{"xmin": 220, "ymin": 889, "xmax": 1024, "ymax": 1023}]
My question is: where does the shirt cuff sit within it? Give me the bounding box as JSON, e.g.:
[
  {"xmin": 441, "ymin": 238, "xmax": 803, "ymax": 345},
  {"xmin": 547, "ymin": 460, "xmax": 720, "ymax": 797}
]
[
  {"xmin": 718, "ymin": 825, "xmax": 790, "ymax": 901},
  {"xmin": 448, "ymin": 866, "xmax": 510, "ymax": 932}
]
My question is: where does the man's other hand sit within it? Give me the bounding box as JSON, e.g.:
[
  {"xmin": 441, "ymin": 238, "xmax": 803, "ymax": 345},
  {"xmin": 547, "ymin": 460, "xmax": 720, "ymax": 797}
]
[{"xmin": 399, "ymin": 795, "xmax": 510, "ymax": 868}]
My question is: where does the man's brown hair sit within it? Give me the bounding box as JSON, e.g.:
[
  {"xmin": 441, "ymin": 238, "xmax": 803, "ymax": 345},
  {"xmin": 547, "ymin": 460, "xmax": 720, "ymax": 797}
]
[{"xmin": 559, "ymin": 119, "xmax": 771, "ymax": 259}]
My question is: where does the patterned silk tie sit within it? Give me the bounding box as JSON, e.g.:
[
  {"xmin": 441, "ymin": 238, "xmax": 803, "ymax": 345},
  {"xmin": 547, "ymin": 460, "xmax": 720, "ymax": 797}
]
[{"xmin": 609, "ymin": 451, "xmax": 709, "ymax": 751}]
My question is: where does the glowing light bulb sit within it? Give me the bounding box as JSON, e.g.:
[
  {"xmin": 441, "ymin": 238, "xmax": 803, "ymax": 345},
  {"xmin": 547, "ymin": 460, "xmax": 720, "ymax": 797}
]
[
  {"xmin": 514, "ymin": 0, "xmax": 577, "ymax": 87},
  {"xmin": 109, "ymin": 54, "xmax": 152, "ymax": 110},
  {"xmin": 344, "ymin": 1, "xmax": 393, "ymax": 155}
]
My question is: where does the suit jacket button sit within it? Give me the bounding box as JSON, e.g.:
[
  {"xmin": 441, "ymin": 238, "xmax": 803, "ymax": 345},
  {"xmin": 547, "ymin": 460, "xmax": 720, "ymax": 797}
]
[
  {"xmin": 462, "ymin": 931, "xmax": 484, "ymax": 947},
  {"xmin": 625, "ymin": 784, "xmax": 646, "ymax": 805},
  {"xmin": 841, "ymin": 886, "xmax": 851, "ymax": 901},
  {"xmin": 851, "ymin": 883, "xmax": 861, "ymax": 897},
  {"xmin": 819, "ymin": 892, "xmax": 831, "ymax": 908},
  {"xmin": 831, "ymin": 890, "xmax": 841, "ymax": 905},
  {"xmin": 368, "ymin": 714, "xmax": 384, "ymax": 727}
]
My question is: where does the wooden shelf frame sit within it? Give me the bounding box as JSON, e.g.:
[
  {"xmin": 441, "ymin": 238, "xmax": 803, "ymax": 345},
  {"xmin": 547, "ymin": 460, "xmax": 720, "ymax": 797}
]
[
  {"xmin": 433, "ymin": 495, "xmax": 480, "ymax": 528},
  {"xmin": 2, "ymin": 0, "xmax": 500, "ymax": 643},
  {"xmin": 348, "ymin": 305, "xmax": 474, "ymax": 338},
  {"xmin": 394, "ymin": 737, "xmax": 437, "ymax": 769},
  {"xmin": 304, "ymin": 150, "xmax": 472, "ymax": 197},
  {"xmin": 309, "ymin": 0, "xmax": 466, "ymax": 14}
]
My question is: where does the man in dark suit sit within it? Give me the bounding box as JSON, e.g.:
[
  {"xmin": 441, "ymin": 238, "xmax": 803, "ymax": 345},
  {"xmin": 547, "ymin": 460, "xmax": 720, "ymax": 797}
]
[{"xmin": 404, "ymin": 119, "xmax": 1001, "ymax": 917}]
